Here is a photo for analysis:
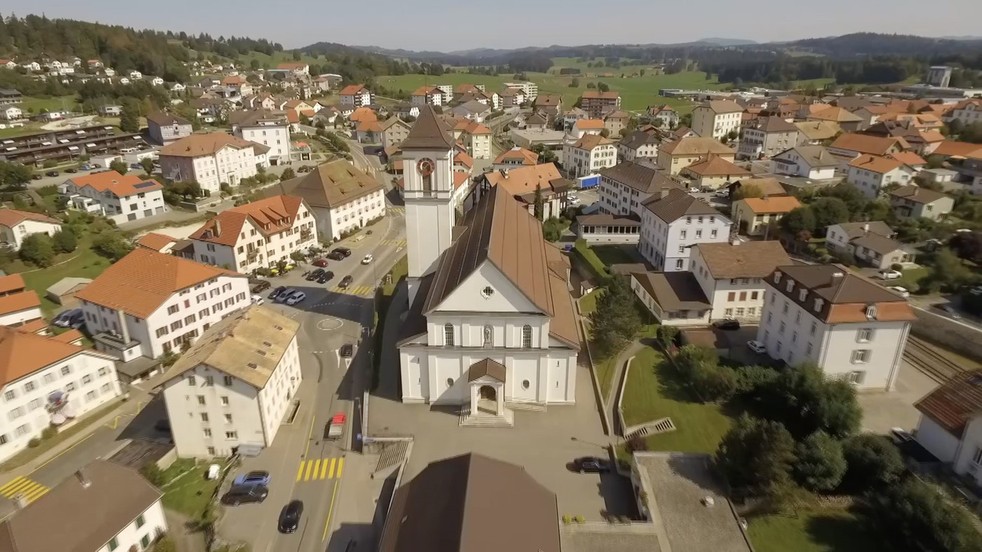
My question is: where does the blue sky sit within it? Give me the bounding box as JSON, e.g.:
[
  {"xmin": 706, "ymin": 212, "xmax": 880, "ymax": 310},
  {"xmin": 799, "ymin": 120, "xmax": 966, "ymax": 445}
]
[{"xmin": 9, "ymin": 0, "xmax": 982, "ymax": 51}]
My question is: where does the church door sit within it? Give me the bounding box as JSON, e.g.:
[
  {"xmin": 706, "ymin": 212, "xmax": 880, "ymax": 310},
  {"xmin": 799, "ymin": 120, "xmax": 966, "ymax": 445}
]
[{"xmin": 479, "ymin": 385, "xmax": 496, "ymax": 401}]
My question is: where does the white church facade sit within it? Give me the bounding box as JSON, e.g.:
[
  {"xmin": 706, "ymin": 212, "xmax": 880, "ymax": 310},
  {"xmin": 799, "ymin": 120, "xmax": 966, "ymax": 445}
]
[{"xmin": 396, "ymin": 107, "xmax": 580, "ymax": 424}]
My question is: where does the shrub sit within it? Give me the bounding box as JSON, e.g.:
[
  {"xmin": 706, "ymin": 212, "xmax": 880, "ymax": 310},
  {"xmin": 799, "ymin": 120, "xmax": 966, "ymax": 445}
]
[
  {"xmin": 891, "ymin": 263, "xmax": 904, "ymax": 272},
  {"xmin": 627, "ymin": 435, "xmax": 648, "ymax": 452},
  {"xmin": 19, "ymin": 233, "xmax": 56, "ymax": 267},
  {"xmin": 140, "ymin": 463, "xmax": 166, "ymax": 487},
  {"xmin": 27, "ymin": 438, "xmax": 40, "ymax": 448},
  {"xmin": 735, "ymin": 365, "xmax": 780, "ymax": 395},
  {"xmin": 40, "ymin": 426, "xmax": 58, "ymax": 440},
  {"xmin": 840, "ymin": 434, "xmax": 904, "ymax": 492},
  {"xmin": 53, "ymin": 228, "xmax": 77, "ymax": 254},
  {"xmin": 793, "ymin": 431, "xmax": 847, "ymax": 491}
]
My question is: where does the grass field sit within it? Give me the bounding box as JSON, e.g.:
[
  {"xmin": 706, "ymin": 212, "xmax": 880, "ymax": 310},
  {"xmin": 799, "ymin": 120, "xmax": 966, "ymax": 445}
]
[
  {"xmin": 748, "ymin": 508, "xmax": 879, "ymax": 552},
  {"xmin": 19, "ymin": 95, "xmax": 78, "ymax": 114},
  {"xmin": 161, "ymin": 459, "xmax": 221, "ymax": 518}
]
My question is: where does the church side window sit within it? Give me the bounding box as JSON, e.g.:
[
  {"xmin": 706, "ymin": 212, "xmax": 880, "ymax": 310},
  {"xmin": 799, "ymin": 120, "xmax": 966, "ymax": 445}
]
[
  {"xmin": 422, "ymin": 173, "xmax": 433, "ymax": 193},
  {"xmin": 444, "ymin": 323, "xmax": 454, "ymax": 347},
  {"xmin": 522, "ymin": 325, "xmax": 533, "ymax": 348}
]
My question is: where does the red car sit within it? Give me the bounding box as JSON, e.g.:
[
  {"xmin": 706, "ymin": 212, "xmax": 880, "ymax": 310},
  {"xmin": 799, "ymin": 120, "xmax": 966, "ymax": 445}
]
[{"xmin": 312, "ymin": 258, "xmax": 328, "ymax": 267}]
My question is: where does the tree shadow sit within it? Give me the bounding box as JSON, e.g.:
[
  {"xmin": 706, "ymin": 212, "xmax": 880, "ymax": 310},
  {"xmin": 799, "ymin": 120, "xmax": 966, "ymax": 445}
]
[
  {"xmin": 803, "ymin": 507, "xmax": 882, "ymax": 552},
  {"xmin": 651, "ymin": 358, "xmax": 696, "ymax": 403}
]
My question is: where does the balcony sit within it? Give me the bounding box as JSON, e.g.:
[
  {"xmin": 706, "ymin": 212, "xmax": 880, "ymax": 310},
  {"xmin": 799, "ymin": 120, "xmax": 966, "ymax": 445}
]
[{"xmin": 299, "ymin": 229, "xmax": 314, "ymax": 242}]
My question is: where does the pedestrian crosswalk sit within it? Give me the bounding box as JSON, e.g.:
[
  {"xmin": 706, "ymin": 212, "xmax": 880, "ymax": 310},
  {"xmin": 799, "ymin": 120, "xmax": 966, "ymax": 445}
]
[
  {"xmin": 381, "ymin": 239, "xmax": 407, "ymax": 247},
  {"xmin": 329, "ymin": 285, "xmax": 374, "ymax": 297},
  {"xmin": 0, "ymin": 476, "xmax": 49, "ymax": 504},
  {"xmin": 296, "ymin": 457, "xmax": 345, "ymax": 482},
  {"xmin": 388, "ymin": 207, "xmax": 406, "ymax": 215}
]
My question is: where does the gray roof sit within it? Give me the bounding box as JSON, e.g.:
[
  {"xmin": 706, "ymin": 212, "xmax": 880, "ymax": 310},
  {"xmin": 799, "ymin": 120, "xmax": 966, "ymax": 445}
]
[
  {"xmin": 632, "ymin": 271, "xmax": 711, "ymax": 311},
  {"xmin": 775, "ymin": 145, "xmax": 840, "ymax": 168},
  {"xmin": 834, "ymin": 221, "xmax": 894, "ymax": 240},
  {"xmin": 600, "ymin": 161, "xmax": 682, "ymax": 195},
  {"xmin": 768, "ymin": 264, "xmax": 915, "ymax": 323},
  {"xmin": 851, "ymin": 232, "xmax": 905, "ymax": 255},
  {"xmin": 378, "ymin": 453, "xmax": 561, "ymax": 552},
  {"xmin": 888, "ymin": 185, "xmax": 950, "ymax": 205},
  {"xmin": 620, "ymin": 130, "xmax": 660, "ymax": 150},
  {"xmin": 45, "ymin": 277, "xmax": 92, "ymax": 296},
  {"xmin": 642, "ymin": 189, "xmax": 722, "ymax": 223},
  {"xmin": 146, "ymin": 110, "xmax": 191, "ymax": 127},
  {"xmin": 754, "ymin": 116, "xmax": 799, "ymax": 133},
  {"xmin": 228, "ymin": 108, "xmax": 288, "ymax": 127},
  {"xmin": 456, "ymin": 100, "xmax": 491, "ymax": 115},
  {"xmin": 401, "ymin": 105, "xmax": 455, "ymax": 150}
]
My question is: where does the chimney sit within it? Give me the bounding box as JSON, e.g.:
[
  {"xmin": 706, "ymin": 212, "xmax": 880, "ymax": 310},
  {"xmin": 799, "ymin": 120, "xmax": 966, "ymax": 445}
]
[
  {"xmin": 75, "ymin": 469, "xmax": 91, "ymax": 489},
  {"xmin": 214, "ymin": 218, "xmax": 222, "ymax": 236},
  {"xmin": 116, "ymin": 309, "xmax": 130, "ymax": 344}
]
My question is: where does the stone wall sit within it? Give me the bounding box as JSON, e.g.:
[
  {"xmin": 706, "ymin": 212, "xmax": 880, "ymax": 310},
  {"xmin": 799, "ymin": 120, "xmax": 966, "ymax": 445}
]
[{"xmin": 910, "ymin": 309, "xmax": 982, "ymax": 362}]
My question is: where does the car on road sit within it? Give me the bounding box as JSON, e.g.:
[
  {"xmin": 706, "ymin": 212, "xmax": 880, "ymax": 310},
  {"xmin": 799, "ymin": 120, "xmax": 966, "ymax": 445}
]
[
  {"xmin": 251, "ymin": 280, "xmax": 271, "ymax": 294},
  {"xmin": 53, "ymin": 308, "xmax": 84, "ymax": 328},
  {"xmin": 278, "ymin": 500, "xmax": 304, "ymax": 533},
  {"xmin": 712, "ymin": 319, "xmax": 740, "ymax": 330},
  {"xmin": 251, "ymin": 294, "xmax": 264, "ymax": 305},
  {"xmin": 222, "ymin": 485, "xmax": 269, "ymax": 506},
  {"xmin": 306, "ymin": 268, "xmax": 325, "ymax": 281},
  {"xmin": 233, "ymin": 470, "xmax": 271, "ymax": 487},
  {"xmin": 285, "ymin": 291, "xmax": 306, "ymax": 305},
  {"xmin": 876, "ymin": 269, "xmax": 902, "ymax": 280},
  {"xmin": 45, "ymin": 170, "xmax": 59, "ymax": 177},
  {"xmin": 64, "ymin": 167, "xmax": 78, "ymax": 173},
  {"xmin": 269, "ymin": 286, "xmax": 287, "ymax": 300},
  {"xmin": 275, "ymin": 288, "xmax": 296, "ymax": 302},
  {"xmin": 317, "ymin": 270, "xmax": 335, "ymax": 284},
  {"xmin": 31, "ymin": 174, "xmax": 42, "ymax": 180},
  {"xmin": 935, "ymin": 304, "xmax": 962, "ymax": 320},
  {"xmin": 747, "ymin": 340, "xmax": 767, "ymax": 354},
  {"xmin": 887, "ymin": 286, "xmax": 910, "ymax": 298},
  {"xmin": 328, "ymin": 247, "xmax": 352, "ymax": 260},
  {"xmin": 338, "ymin": 275, "xmax": 354, "ymax": 289},
  {"xmin": 339, "ymin": 343, "xmax": 354, "ymax": 358},
  {"xmin": 571, "ymin": 456, "xmax": 610, "ymax": 473},
  {"xmin": 688, "ymin": 187, "xmax": 700, "ymax": 194},
  {"xmin": 362, "ymin": 254, "xmax": 374, "ymax": 265},
  {"xmin": 312, "ymin": 258, "xmax": 328, "ymax": 267}
]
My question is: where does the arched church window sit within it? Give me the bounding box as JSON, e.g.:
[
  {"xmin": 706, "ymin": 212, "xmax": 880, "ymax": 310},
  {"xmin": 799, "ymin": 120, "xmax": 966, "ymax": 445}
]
[{"xmin": 444, "ymin": 323, "xmax": 454, "ymax": 347}]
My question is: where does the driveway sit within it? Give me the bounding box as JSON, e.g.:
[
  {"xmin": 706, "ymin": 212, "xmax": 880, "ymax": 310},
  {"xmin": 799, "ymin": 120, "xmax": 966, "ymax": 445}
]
[{"xmin": 857, "ymin": 359, "xmax": 939, "ymax": 434}]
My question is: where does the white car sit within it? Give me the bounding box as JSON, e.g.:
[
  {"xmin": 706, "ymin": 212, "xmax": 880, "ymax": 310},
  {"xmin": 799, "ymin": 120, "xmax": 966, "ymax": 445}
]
[
  {"xmin": 285, "ymin": 291, "xmax": 306, "ymax": 305},
  {"xmin": 251, "ymin": 294, "xmax": 264, "ymax": 305},
  {"xmin": 876, "ymin": 269, "xmax": 902, "ymax": 280},
  {"xmin": 361, "ymin": 254, "xmax": 374, "ymax": 265},
  {"xmin": 747, "ymin": 340, "xmax": 767, "ymax": 354},
  {"xmin": 887, "ymin": 286, "xmax": 910, "ymax": 298}
]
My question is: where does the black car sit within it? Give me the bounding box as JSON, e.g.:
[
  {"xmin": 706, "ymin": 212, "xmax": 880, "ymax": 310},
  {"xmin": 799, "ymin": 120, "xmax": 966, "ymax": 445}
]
[
  {"xmin": 269, "ymin": 286, "xmax": 287, "ymax": 300},
  {"xmin": 278, "ymin": 500, "xmax": 304, "ymax": 533},
  {"xmin": 338, "ymin": 275, "xmax": 353, "ymax": 289},
  {"xmin": 31, "ymin": 174, "xmax": 42, "ymax": 180},
  {"xmin": 339, "ymin": 344, "xmax": 354, "ymax": 358},
  {"xmin": 572, "ymin": 456, "xmax": 610, "ymax": 473},
  {"xmin": 221, "ymin": 484, "xmax": 269, "ymax": 506},
  {"xmin": 317, "ymin": 270, "xmax": 335, "ymax": 284},
  {"xmin": 328, "ymin": 247, "xmax": 352, "ymax": 260},
  {"xmin": 64, "ymin": 167, "xmax": 78, "ymax": 173},
  {"xmin": 251, "ymin": 280, "xmax": 271, "ymax": 294},
  {"xmin": 45, "ymin": 170, "xmax": 59, "ymax": 177},
  {"xmin": 713, "ymin": 319, "xmax": 741, "ymax": 331},
  {"xmin": 306, "ymin": 268, "xmax": 325, "ymax": 281}
]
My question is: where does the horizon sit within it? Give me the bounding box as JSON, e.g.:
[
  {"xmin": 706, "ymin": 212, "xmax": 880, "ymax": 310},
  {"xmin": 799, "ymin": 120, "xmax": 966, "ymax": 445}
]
[{"xmin": 7, "ymin": 0, "xmax": 982, "ymax": 51}]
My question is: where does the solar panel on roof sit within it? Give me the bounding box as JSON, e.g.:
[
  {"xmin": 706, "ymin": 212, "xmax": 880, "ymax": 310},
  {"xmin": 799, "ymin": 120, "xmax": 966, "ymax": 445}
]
[{"xmin": 133, "ymin": 182, "xmax": 157, "ymax": 189}]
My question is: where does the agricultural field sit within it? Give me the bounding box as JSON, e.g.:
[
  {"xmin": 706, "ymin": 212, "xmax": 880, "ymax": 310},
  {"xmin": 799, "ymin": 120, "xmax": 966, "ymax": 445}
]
[{"xmin": 19, "ymin": 95, "xmax": 79, "ymax": 114}]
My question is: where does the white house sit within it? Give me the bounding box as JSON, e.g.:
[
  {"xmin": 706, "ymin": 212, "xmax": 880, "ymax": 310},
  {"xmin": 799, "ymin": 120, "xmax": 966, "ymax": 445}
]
[
  {"xmin": 411, "ymin": 86, "xmax": 443, "ymax": 107},
  {"xmin": 146, "ymin": 111, "xmax": 193, "ymax": 146},
  {"xmin": 0, "ymin": 209, "xmax": 62, "ymax": 250},
  {"xmin": 229, "ymin": 110, "xmax": 292, "ymax": 165},
  {"xmin": 0, "ymin": 460, "xmax": 167, "ymax": 552},
  {"xmin": 846, "ymin": 154, "xmax": 917, "ymax": 199},
  {"xmin": 338, "ymin": 84, "xmax": 373, "ymax": 107},
  {"xmin": 563, "ymin": 135, "xmax": 617, "ymax": 179},
  {"xmin": 597, "ymin": 161, "xmax": 684, "ymax": 218},
  {"xmin": 913, "ymin": 371, "xmax": 982, "ymax": 486},
  {"xmin": 273, "ymin": 159, "xmax": 385, "ymax": 242},
  {"xmin": 0, "ymin": 275, "xmax": 43, "ymax": 328},
  {"xmin": 75, "ymin": 248, "xmax": 251, "ymax": 360},
  {"xmin": 159, "ymin": 133, "xmax": 270, "ymax": 194},
  {"xmin": 449, "ymin": 118, "xmax": 494, "ymax": 161},
  {"xmin": 161, "ymin": 306, "xmax": 301, "ymax": 458},
  {"xmin": 630, "ymin": 271, "xmax": 711, "ymax": 327},
  {"xmin": 0, "ymin": 328, "xmax": 121, "ymax": 464},
  {"xmin": 397, "ymin": 108, "xmax": 579, "ymax": 423},
  {"xmin": 691, "ymin": 100, "xmax": 743, "ymax": 141},
  {"xmin": 618, "ymin": 130, "xmax": 660, "ymax": 163},
  {"xmin": 888, "ymin": 186, "xmax": 954, "ymax": 221},
  {"xmin": 755, "ymin": 264, "xmax": 915, "ymax": 390},
  {"xmin": 947, "ymin": 99, "xmax": 982, "ymax": 128},
  {"xmin": 638, "ymin": 189, "xmax": 732, "ymax": 271},
  {"xmin": 189, "ymin": 195, "xmax": 318, "ymax": 272},
  {"xmin": 60, "ymin": 171, "xmax": 166, "ymax": 225},
  {"xmin": 689, "ymin": 240, "xmax": 792, "ymax": 323},
  {"xmin": 1, "ymin": 106, "xmax": 22, "ymax": 120},
  {"xmin": 772, "ymin": 146, "xmax": 840, "ymax": 179}
]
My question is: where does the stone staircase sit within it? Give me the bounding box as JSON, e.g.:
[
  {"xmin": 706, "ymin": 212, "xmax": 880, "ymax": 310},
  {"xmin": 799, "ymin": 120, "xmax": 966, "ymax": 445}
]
[
  {"xmin": 505, "ymin": 401, "xmax": 547, "ymax": 412},
  {"xmin": 458, "ymin": 406, "xmax": 514, "ymax": 428},
  {"xmin": 625, "ymin": 417, "xmax": 676, "ymax": 440}
]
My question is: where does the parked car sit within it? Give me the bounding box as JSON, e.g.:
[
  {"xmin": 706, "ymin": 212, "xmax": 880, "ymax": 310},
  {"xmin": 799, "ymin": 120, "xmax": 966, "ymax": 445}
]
[
  {"xmin": 222, "ymin": 485, "xmax": 269, "ymax": 506},
  {"xmin": 339, "ymin": 343, "xmax": 354, "ymax": 358},
  {"xmin": 338, "ymin": 275, "xmax": 353, "ymax": 289},
  {"xmin": 53, "ymin": 308, "xmax": 83, "ymax": 328},
  {"xmin": 233, "ymin": 471, "xmax": 271, "ymax": 487},
  {"xmin": 688, "ymin": 187, "xmax": 700, "ymax": 194},
  {"xmin": 747, "ymin": 340, "xmax": 767, "ymax": 354},
  {"xmin": 887, "ymin": 286, "xmax": 910, "ymax": 298},
  {"xmin": 79, "ymin": 163, "xmax": 92, "ymax": 171},
  {"xmin": 285, "ymin": 291, "xmax": 306, "ymax": 305},
  {"xmin": 275, "ymin": 288, "xmax": 297, "ymax": 303},
  {"xmin": 312, "ymin": 258, "xmax": 329, "ymax": 268},
  {"xmin": 712, "ymin": 319, "xmax": 740, "ymax": 330},
  {"xmin": 317, "ymin": 270, "xmax": 335, "ymax": 284},
  {"xmin": 361, "ymin": 254, "xmax": 374, "ymax": 265},
  {"xmin": 571, "ymin": 457, "xmax": 610, "ymax": 473},
  {"xmin": 31, "ymin": 174, "xmax": 42, "ymax": 180},
  {"xmin": 328, "ymin": 247, "xmax": 352, "ymax": 260},
  {"xmin": 251, "ymin": 280, "xmax": 271, "ymax": 294},
  {"xmin": 306, "ymin": 268, "xmax": 325, "ymax": 281},
  {"xmin": 269, "ymin": 286, "xmax": 287, "ymax": 300},
  {"xmin": 876, "ymin": 269, "xmax": 902, "ymax": 280},
  {"xmin": 251, "ymin": 295, "xmax": 264, "ymax": 305},
  {"xmin": 64, "ymin": 167, "xmax": 78, "ymax": 173},
  {"xmin": 45, "ymin": 170, "xmax": 59, "ymax": 177},
  {"xmin": 936, "ymin": 304, "xmax": 962, "ymax": 320},
  {"xmin": 278, "ymin": 500, "xmax": 304, "ymax": 533}
]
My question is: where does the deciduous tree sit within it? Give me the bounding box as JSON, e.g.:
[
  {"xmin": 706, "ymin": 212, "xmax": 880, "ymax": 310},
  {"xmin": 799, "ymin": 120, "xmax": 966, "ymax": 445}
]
[
  {"xmin": 840, "ymin": 434, "xmax": 904, "ymax": 492},
  {"xmin": 19, "ymin": 234, "xmax": 55, "ymax": 267},
  {"xmin": 715, "ymin": 415, "xmax": 796, "ymax": 496},
  {"xmin": 793, "ymin": 431, "xmax": 847, "ymax": 491},
  {"xmin": 52, "ymin": 228, "xmax": 77, "ymax": 254},
  {"xmin": 588, "ymin": 277, "xmax": 641, "ymax": 356},
  {"xmin": 865, "ymin": 478, "xmax": 982, "ymax": 552},
  {"xmin": 748, "ymin": 362, "xmax": 861, "ymax": 439}
]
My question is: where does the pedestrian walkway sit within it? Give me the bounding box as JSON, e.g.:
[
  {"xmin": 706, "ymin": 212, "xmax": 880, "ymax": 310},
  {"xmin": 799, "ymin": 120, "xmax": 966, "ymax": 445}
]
[
  {"xmin": 296, "ymin": 457, "xmax": 345, "ymax": 482},
  {"xmin": 380, "ymin": 238, "xmax": 406, "ymax": 247},
  {"xmin": 387, "ymin": 207, "xmax": 405, "ymax": 215},
  {"xmin": 0, "ymin": 476, "xmax": 48, "ymax": 504},
  {"xmin": 329, "ymin": 285, "xmax": 374, "ymax": 297}
]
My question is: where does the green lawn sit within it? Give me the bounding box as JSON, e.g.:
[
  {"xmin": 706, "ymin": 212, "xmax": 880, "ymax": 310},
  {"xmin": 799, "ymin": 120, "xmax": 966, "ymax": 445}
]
[
  {"xmin": 20, "ymin": 95, "xmax": 78, "ymax": 114},
  {"xmin": 592, "ymin": 245, "xmax": 639, "ymax": 266},
  {"xmin": 748, "ymin": 509, "xmax": 879, "ymax": 552},
  {"xmin": 19, "ymin": 241, "xmax": 111, "ymax": 313},
  {"xmin": 897, "ymin": 266, "xmax": 929, "ymax": 293},
  {"xmin": 161, "ymin": 459, "xmax": 221, "ymax": 518},
  {"xmin": 579, "ymin": 289, "xmax": 599, "ymax": 317},
  {"xmin": 621, "ymin": 345, "xmax": 734, "ymax": 453}
]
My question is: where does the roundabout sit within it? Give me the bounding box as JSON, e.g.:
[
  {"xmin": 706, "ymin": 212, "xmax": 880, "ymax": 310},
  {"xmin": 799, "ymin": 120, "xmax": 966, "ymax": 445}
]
[{"xmin": 316, "ymin": 317, "xmax": 344, "ymax": 331}]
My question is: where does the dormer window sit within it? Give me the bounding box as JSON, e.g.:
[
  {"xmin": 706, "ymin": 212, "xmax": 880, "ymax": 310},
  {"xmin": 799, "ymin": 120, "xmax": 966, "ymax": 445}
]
[
  {"xmin": 799, "ymin": 289, "xmax": 807, "ymax": 302},
  {"xmin": 865, "ymin": 305, "xmax": 877, "ymax": 319},
  {"xmin": 786, "ymin": 280, "xmax": 794, "ymax": 293},
  {"xmin": 814, "ymin": 298, "xmax": 824, "ymax": 312},
  {"xmin": 774, "ymin": 271, "xmax": 782, "ymax": 284}
]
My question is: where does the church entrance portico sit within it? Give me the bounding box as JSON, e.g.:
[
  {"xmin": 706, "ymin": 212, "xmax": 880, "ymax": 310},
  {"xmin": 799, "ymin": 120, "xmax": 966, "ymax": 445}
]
[{"xmin": 461, "ymin": 359, "xmax": 513, "ymax": 427}]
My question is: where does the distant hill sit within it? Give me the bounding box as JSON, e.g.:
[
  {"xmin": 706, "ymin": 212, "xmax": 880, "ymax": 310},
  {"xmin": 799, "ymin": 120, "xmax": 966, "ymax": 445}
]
[
  {"xmin": 783, "ymin": 32, "xmax": 982, "ymax": 57},
  {"xmin": 697, "ymin": 38, "xmax": 758, "ymax": 47}
]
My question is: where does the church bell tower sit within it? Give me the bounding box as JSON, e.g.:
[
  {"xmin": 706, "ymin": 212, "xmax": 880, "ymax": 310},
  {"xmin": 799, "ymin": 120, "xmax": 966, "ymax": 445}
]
[{"xmin": 400, "ymin": 106, "xmax": 457, "ymax": 305}]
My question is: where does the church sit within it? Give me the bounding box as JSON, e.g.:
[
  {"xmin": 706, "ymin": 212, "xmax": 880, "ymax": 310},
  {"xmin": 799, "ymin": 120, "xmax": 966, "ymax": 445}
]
[{"xmin": 397, "ymin": 107, "xmax": 580, "ymax": 424}]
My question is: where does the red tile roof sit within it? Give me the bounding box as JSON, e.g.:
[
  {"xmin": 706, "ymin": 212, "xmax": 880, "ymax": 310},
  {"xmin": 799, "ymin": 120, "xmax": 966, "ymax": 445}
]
[
  {"xmin": 190, "ymin": 195, "xmax": 305, "ymax": 247},
  {"xmin": 915, "ymin": 370, "xmax": 982, "ymax": 436},
  {"xmin": 65, "ymin": 171, "xmax": 163, "ymax": 198},
  {"xmin": 135, "ymin": 232, "xmax": 177, "ymax": 251},
  {"xmin": 0, "ymin": 209, "xmax": 61, "ymax": 229}
]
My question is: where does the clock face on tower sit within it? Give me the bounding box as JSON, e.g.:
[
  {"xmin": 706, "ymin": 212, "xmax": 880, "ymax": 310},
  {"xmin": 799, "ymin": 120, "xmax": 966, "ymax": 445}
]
[{"xmin": 417, "ymin": 158, "xmax": 435, "ymax": 177}]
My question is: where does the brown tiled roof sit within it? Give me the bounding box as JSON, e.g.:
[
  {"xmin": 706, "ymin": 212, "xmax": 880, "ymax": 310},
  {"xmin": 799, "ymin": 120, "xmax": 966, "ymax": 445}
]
[
  {"xmin": 931, "ymin": 141, "xmax": 982, "ymax": 159},
  {"xmin": 768, "ymin": 264, "xmax": 916, "ymax": 324},
  {"xmin": 733, "ymin": 177, "xmax": 787, "ymax": 197},
  {"xmin": 534, "ymin": 94, "xmax": 561, "ymax": 107},
  {"xmin": 682, "ymin": 156, "xmax": 751, "ymax": 177},
  {"xmin": 581, "ymin": 91, "xmax": 620, "ymax": 100},
  {"xmin": 66, "ymin": 171, "xmax": 163, "ymax": 198},
  {"xmin": 15, "ymin": 318, "xmax": 48, "ymax": 334},
  {"xmin": 848, "ymin": 154, "xmax": 907, "ymax": 174},
  {"xmin": 485, "ymin": 164, "xmax": 562, "ymax": 198},
  {"xmin": 0, "ymin": 290, "xmax": 41, "ymax": 317},
  {"xmin": 632, "ymin": 271, "xmax": 711, "ymax": 311},
  {"xmin": 694, "ymin": 241, "xmax": 792, "ymax": 279},
  {"xmin": 349, "ymin": 107, "xmax": 378, "ymax": 123},
  {"xmin": 454, "ymin": 151, "xmax": 474, "ymax": 168},
  {"xmin": 661, "ymin": 137, "xmax": 735, "ymax": 156},
  {"xmin": 190, "ymin": 195, "xmax": 305, "ymax": 247},
  {"xmin": 401, "ymin": 106, "xmax": 455, "ymax": 150},
  {"xmin": 356, "ymin": 120, "xmax": 383, "ymax": 133},
  {"xmin": 794, "ymin": 121, "xmax": 841, "ymax": 141},
  {"xmin": 0, "ymin": 326, "xmax": 90, "ymax": 387},
  {"xmin": 159, "ymin": 133, "xmax": 267, "ymax": 158},
  {"xmin": 453, "ymin": 172, "xmax": 470, "ymax": 190},
  {"xmin": 737, "ymin": 196, "xmax": 801, "ymax": 214},
  {"xmin": 467, "ymin": 358, "xmax": 506, "ymax": 382},
  {"xmin": 493, "ymin": 147, "xmax": 538, "ymax": 165},
  {"xmin": 888, "ymin": 185, "xmax": 949, "ymax": 205},
  {"xmin": 0, "ymin": 274, "xmax": 25, "ymax": 296},
  {"xmin": 421, "ymin": 186, "xmax": 579, "ymax": 349},
  {"xmin": 642, "ymin": 189, "xmax": 722, "ymax": 223},
  {"xmin": 829, "ymin": 133, "xmax": 906, "ymax": 156},
  {"xmin": 808, "ymin": 106, "xmax": 862, "ymax": 123},
  {"xmin": 378, "ymin": 453, "xmax": 560, "ymax": 552},
  {"xmin": 600, "ymin": 161, "xmax": 683, "ymax": 195},
  {"xmin": 0, "ymin": 460, "xmax": 162, "ymax": 552},
  {"xmin": 887, "ymin": 151, "xmax": 927, "ymax": 166},
  {"xmin": 273, "ymin": 159, "xmax": 382, "ymax": 210},
  {"xmin": 915, "ymin": 370, "xmax": 982, "ymax": 436},
  {"xmin": 338, "ymin": 84, "xmax": 366, "ymax": 96},
  {"xmin": 411, "ymin": 85, "xmax": 441, "ymax": 96},
  {"xmin": 135, "ymin": 232, "xmax": 177, "ymax": 251},
  {"xmin": 753, "ymin": 116, "xmax": 799, "ymax": 133},
  {"xmin": 0, "ymin": 209, "xmax": 61, "ymax": 229},
  {"xmin": 146, "ymin": 110, "xmax": 191, "ymax": 126},
  {"xmin": 698, "ymin": 100, "xmax": 743, "ymax": 114},
  {"xmin": 575, "ymin": 119, "xmax": 605, "ymax": 130},
  {"xmin": 571, "ymin": 135, "xmax": 614, "ymax": 150},
  {"xmin": 75, "ymin": 248, "xmax": 243, "ymax": 318}
]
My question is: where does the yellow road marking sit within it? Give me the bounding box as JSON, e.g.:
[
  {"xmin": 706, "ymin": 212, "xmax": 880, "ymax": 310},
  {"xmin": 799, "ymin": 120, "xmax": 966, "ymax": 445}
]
[
  {"xmin": 322, "ymin": 473, "xmax": 341, "ymax": 542},
  {"xmin": 335, "ymin": 458, "xmax": 344, "ymax": 479},
  {"xmin": 0, "ymin": 477, "xmax": 49, "ymax": 503},
  {"xmin": 304, "ymin": 460, "xmax": 315, "ymax": 481},
  {"xmin": 296, "ymin": 463, "xmax": 305, "ymax": 482},
  {"xmin": 302, "ymin": 404, "xmax": 316, "ymax": 458},
  {"xmin": 326, "ymin": 458, "xmax": 336, "ymax": 479},
  {"xmin": 34, "ymin": 432, "xmax": 94, "ymax": 471},
  {"xmin": 320, "ymin": 458, "xmax": 330, "ymax": 479}
]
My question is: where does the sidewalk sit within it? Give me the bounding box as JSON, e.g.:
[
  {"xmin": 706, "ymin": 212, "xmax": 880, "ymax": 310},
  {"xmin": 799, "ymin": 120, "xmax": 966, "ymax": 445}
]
[
  {"xmin": 605, "ymin": 341, "xmax": 645, "ymax": 437},
  {"xmin": 326, "ymin": 453, "xmax": 389, "ymax": 551}
]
